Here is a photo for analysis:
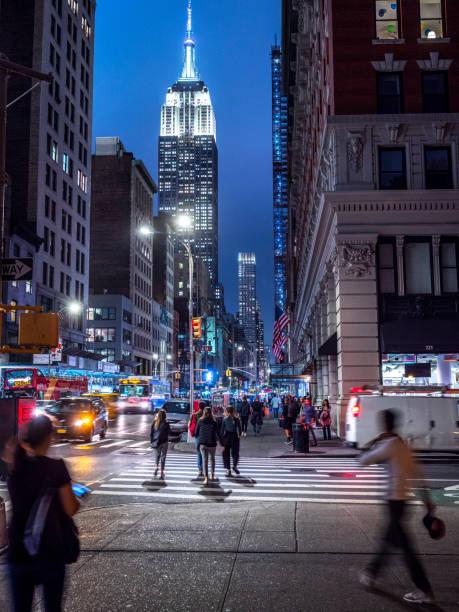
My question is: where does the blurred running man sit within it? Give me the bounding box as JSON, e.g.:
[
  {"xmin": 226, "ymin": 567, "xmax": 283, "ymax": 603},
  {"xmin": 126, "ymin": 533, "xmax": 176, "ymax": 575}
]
[{"xmin": 359, "ymin": 409, "xmax": 435, "ymax": 605}]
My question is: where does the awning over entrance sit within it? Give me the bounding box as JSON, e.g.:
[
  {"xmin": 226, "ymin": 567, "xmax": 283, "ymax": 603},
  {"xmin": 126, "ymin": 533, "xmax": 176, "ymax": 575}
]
[
  {"xmin": 380, "ymin": 319, "xmax": 459, "ymax": 354},
  {"xmin": 318, "ymin": 332, "xmax": 337, "ymax": 356}
]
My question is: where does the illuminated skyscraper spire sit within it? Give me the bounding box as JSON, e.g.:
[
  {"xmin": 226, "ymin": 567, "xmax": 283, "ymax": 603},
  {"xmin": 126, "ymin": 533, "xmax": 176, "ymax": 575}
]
[{"xmin": 180, "ymin": 0, "xmax": 199, "ymax": 81}]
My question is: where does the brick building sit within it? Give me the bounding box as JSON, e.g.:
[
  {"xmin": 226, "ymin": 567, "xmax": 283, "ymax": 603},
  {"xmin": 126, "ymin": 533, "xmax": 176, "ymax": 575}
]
[
  {"xmin": 90, "ymin": 137, "xmax": 156, "ymax": 375},
  {"xmin": 283, "ymin": 0, "xmax": 459, "ymax": 433}
]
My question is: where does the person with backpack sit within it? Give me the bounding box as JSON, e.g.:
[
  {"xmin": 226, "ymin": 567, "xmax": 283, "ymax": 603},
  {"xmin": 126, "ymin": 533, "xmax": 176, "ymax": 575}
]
[
  {"xmin": 221, "ymin": 406, "xmax": 242, "ymax": 477},
  {"xmin": 250, "ymin": 395, "xmax": 264, "ymax": 435},
  {"xmin": 194, "ymin": 407, "xmax": 223, "ymax": 485},
  {"xmin": 319, "ymin": 398, "xmax": 332, "ymax": 441},
  {"xmin": 189, "ymin": 400, "xmax": 206, "ymax": 478},
  {"xmin": 239, "ymin": 396, "xmax": 251, "ymax": 437},
  {"xmin": 150, "ymin": 408, "xmax": 170, "ymax": 479},
  {"xmin": 3, "ymin": 415, "xmax": 80, "ymax": 612},
  {"xmin": 359, "ymin": 409, "xmax": 436, "ymax": 605}
]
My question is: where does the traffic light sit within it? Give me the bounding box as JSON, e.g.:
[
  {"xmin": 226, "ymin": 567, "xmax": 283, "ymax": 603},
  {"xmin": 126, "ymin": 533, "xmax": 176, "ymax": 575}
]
[
  {"xmin": 226, "ymin": 369, "xmax": 232, "ymax": 377},
  {"xmin": 191, "ymin": 317, "xmax": 202, "ymax": 340}
]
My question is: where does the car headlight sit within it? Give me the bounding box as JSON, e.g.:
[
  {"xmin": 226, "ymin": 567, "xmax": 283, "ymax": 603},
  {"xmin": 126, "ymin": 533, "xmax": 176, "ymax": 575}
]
[{"xmin": 75, "ymin": 417, "xmax": 92, "ymax": 427}]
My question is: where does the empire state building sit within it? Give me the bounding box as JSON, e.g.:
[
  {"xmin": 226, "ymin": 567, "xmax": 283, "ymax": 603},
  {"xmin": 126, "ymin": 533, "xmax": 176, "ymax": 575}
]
[{"xmin": 158, "ymin": 1, "xmax": 218, "ymax": 290}]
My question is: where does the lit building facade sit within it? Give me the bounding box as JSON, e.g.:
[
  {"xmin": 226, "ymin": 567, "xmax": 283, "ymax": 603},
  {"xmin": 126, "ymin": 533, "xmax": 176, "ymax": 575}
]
[
  {"xmin": 271, "ymin": 43, "xmax": 289, "ymax": 315},
  {"xmin": 283, "ymin": 0, "xmax": 459, "ymax": 434},
  {"xmin": 238, "ymin": 253, "xmax": 257, "ymax": 346},
  {"xmin": 158, "ymin": 2, "xmax": 218, "ymax": 290}
]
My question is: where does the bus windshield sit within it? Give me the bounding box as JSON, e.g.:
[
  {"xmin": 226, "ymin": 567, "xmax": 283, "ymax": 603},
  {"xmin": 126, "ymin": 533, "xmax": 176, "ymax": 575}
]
[{"xmin": 119, "ymin": 384, "xmax": 149, "ymax": 398}]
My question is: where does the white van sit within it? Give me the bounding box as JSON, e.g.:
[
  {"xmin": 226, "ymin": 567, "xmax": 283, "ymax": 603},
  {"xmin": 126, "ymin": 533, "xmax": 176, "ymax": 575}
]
[{"xmin": 345, "ymin": 393, "xmax": 459, "ymax": 451}]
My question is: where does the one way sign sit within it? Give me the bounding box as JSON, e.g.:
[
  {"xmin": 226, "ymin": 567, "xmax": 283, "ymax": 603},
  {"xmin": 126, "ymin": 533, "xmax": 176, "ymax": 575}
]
[{"xmin": 1, "ymin": 258, "xmax": 34, "ymax": 281}]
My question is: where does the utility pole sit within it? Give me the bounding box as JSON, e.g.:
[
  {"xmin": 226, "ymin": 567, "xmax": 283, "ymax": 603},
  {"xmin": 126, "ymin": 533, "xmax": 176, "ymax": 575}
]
[{"xmin": 0, "ymin": 55, "xmax": 52, "ymax": 343}]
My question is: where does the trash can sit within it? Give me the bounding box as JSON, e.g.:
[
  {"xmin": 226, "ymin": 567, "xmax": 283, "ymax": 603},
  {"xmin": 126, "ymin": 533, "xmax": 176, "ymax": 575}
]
[{"xmin": 292, "ymin": 423, "xmax": 309, "ymax": 453}]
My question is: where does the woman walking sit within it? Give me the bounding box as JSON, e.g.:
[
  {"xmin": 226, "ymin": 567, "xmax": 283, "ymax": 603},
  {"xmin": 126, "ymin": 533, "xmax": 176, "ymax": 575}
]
[
  {"xmin": 195, "ymin": 406, "xmax": 223, "ymax": 485},
  {"xmin": 4, "ymin": 415, "xmax": 80, "ymax": 612},
  {"xmin": 221, "ymin": 406, "xmax": 242, "ymax": 477},
  {"xmin": 319, "ymin": 399, "xmax": 332, "ymax": 441},
  {"xmin": 150, "ymin": 408, "xmax": 170, "ymax": 479}
]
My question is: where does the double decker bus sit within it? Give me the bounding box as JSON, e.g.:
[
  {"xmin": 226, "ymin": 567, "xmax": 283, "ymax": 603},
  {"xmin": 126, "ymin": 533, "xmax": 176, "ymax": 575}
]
[
  {"xmin": 1, "ymin": 367, "xmax": 88, "ymax": 401},
  {"xmin": 117, "ymin": 376, "xmax": 170, "ymax": 413}
]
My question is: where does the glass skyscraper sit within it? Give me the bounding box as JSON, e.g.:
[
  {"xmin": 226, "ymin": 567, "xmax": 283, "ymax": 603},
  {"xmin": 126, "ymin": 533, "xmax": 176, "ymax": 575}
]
[
  {"xmin": 238, "ymin": 252, "xmax": 257, "ymax": 346},
  {"xmin": 158, "ymin": 1, "xmax": 218, "ymax": 290},
  {"xmin": 271, "ymin": 44, "xmax": 288, "ymax": 315}
]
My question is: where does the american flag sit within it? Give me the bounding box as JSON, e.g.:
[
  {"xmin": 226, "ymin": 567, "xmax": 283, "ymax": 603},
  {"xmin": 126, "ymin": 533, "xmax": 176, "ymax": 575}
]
[{"xmin": 272, "ymin": 308, "xmax": 290, "ymax": 362}]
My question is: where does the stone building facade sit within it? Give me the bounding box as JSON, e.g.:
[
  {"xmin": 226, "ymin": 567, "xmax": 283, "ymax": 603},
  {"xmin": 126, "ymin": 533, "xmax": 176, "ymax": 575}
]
[{"xmin": 283, "ymin": 0, "xmax": 459, "ymax": 434}]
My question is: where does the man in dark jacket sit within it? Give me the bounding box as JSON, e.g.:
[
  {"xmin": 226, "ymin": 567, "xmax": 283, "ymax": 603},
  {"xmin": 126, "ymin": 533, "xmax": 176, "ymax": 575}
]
[
  {"xmin": 195, "ymin": 408, "xmax": 223, "ymax": 484},
  {"xmin": 238, "ymin": 396, "xmax": 251, "ymax": 437},
  {"xmin": 285, "ymin": 397, "xmax": 300, "ymax": 444},
  {"xmin": 189, "ymin": 400, "xmax": 206, "ymax": 478},
  {"xmin": 251, "ymin": 396, "xmax": 264, "ymax": 436}
]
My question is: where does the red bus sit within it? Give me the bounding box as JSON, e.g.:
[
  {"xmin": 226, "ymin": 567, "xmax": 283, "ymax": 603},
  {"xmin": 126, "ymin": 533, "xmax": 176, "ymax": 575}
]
[{"xmin": 1, "ymin": 367, "xmax": 88, "ymax": 400}]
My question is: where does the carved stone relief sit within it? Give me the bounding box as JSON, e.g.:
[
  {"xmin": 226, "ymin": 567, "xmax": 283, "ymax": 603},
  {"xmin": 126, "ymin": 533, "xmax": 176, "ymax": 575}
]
[
  {"xmin": 338, "ymin": 242, "xmax": 376, "ymax": 278},
  {"xmin": 347, "ymin": 132, "xmax": 364, "ymax": 173}
]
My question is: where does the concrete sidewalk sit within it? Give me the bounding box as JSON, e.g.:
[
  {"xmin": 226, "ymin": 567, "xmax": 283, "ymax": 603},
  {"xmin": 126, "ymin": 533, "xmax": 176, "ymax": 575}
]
[
  {"xmin": 174, "ymin": 418, "xmax": 359, "ymax": 458},
  {"xmin": 1, "ymin": 500, "xmax": 457, "ymax": 611}
]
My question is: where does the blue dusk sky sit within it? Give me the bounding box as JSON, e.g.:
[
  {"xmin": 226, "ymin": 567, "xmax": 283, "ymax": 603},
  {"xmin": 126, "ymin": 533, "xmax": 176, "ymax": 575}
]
[{"xmin": 92, "ymin": 0, "xmax": 280, "ymax": 343}]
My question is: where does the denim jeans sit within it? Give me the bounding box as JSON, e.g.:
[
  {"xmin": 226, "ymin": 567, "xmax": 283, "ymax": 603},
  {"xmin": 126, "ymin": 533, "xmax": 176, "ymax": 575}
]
[
  {"xmin": 154, "ymin": 442, "xmax": 168, "ymax": 471},
  {"xmin": 200, "ymin": 445, "xmax": 216, "ymax": 477},
  {"xmin": 195, "ymin": 437, "xmax": 202, "ymax": 471},
  {"xmin": 9, "ymin": 561, "xmax": 66, "ymax": 612}
]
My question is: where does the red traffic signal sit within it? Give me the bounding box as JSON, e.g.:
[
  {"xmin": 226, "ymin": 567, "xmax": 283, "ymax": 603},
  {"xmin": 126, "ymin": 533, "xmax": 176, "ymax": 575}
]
[{"xmin": 191, "ymin": 317, "xmax": 202, "ymax": 340}]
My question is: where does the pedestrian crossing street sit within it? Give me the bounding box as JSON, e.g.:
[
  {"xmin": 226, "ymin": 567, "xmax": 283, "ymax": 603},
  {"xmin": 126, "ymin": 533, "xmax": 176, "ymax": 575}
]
[{"xmin": 90, "ymin": 453, "xmax": 414, "ymax": 505}]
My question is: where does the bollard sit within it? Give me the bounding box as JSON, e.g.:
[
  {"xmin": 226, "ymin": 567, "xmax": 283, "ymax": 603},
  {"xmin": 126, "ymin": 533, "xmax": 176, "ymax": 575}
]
[{"xmin": 0, "ymin": 496, "xmax": 7, "ymax": 551}]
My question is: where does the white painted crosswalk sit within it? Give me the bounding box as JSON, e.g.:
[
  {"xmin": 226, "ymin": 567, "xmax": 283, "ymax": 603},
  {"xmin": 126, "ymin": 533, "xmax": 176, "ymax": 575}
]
[{"xmin": 90, "ymin": 453, "xmax": 415, "ymax": 505}]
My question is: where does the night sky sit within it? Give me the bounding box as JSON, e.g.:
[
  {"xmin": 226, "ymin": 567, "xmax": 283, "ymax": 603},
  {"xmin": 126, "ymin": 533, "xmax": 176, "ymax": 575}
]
[{"xmin": 92, "ymin": 0, "xmax": 280, "ymax": 343}]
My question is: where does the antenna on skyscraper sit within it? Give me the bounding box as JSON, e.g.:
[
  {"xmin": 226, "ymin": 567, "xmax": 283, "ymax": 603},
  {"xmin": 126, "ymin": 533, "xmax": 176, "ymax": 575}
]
[
  {"xmin": 274, "ymin": 34, "xmax": 278, "ymax": 46},
  {"xmin": 187, "ymin": 0, "xmax": 193, "ymax": 40}
]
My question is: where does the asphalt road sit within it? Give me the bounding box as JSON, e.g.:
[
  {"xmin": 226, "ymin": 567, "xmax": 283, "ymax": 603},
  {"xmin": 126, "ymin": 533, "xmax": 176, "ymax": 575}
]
[{"xmin": 2, "ymin": 416, "xmax": 458, "ymax": 509}]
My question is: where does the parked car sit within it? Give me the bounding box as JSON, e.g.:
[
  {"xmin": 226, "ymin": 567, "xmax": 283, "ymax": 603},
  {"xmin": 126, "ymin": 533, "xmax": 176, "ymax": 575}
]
[
  {"xmin": 161, "ymin": 399, "xmax": 191, "ymax": 439},
  {"xmin": 45, "ymin": 397, "xmax": 108, "ymax": 442}
]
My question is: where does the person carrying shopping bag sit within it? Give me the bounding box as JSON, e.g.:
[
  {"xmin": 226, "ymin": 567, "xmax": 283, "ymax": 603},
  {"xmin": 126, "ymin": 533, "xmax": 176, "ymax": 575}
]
[
  {"xmin": 221, "ymin": 406, "xmax": 242, "ymax": 477},
  {"xmin": 195, "ymin": 407, "xmax": 223, "ymax": 485},
  {"xmin": 150, "ymin": 408, "xmax": 170, "ymax": 479}
]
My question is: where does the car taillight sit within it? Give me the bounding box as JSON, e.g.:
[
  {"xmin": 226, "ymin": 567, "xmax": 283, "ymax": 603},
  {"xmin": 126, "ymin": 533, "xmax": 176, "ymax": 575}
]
[{"xmin": 352, "ymin": 405, "xmax": 361, "ymax": 417}]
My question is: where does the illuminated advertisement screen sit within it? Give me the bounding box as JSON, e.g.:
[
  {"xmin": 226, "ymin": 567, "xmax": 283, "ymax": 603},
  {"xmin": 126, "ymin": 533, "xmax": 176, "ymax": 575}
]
[{"xmin": 5, "ymin": 369, "xmax": 35, "ymax": 389}]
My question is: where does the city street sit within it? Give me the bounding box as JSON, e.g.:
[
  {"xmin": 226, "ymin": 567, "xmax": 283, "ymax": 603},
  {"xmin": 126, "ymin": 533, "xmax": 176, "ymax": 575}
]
[{"xmin": 1, "ymin": 419, "xmax": 459, "ymax": 611}]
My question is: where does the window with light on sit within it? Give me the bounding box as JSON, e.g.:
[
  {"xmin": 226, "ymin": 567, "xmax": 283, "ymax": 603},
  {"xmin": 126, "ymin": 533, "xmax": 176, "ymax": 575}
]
[
  {"xmin": 375, "ymin": 1, "xmax": 399, "ymax": 39},
  {"xmin": 420, "ymin": 0, "xmax": 444, "ymax": 39}
]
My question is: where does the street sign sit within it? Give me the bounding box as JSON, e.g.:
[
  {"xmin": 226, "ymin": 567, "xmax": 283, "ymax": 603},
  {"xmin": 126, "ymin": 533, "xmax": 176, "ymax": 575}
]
[{"xmin": 0, "ymin": 258, "xmax": 33, "ymax": 281}]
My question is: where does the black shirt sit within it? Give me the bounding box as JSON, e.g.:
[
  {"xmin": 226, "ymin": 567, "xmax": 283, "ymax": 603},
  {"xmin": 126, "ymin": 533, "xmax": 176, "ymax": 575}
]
[{"xmin": 8, "ymin": 445, "xmax": 71, "ymax": 563}]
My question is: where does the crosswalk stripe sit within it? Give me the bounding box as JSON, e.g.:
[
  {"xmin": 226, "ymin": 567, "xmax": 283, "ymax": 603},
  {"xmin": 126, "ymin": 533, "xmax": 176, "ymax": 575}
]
[
  {"xmin": 91, "ymin": 490, "xmax": 422, "ymax": 505},
  {"xmin": 99, "ymin": 439, "xmax": 133, "ymax": 448},
  {"xmin": 99, "ymin": 483, "xmax": 385, "ymax": 496},
  {"xmin": 127, "ymin": 441, "xmax": 151, "ymax": 448},
  {"xmin": 107, "ymin": 478, "xmax": 387, "ymax": 490}
]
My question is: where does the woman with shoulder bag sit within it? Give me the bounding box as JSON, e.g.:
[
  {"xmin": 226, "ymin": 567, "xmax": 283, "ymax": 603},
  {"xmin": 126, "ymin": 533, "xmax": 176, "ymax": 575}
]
[
  {"xmin": 319, "ymin": 399, "xmax": 332, "ymax": 441},
  {"xmin": 221, "ymin": 406, "xmax": 242, "ymax": 477},
  {"xmin": 4, "ymin": 415, "xmax": 80, "ymax": 612},
  {"xmin": 194, "ymin": 407, "xmax": 223, "ymax": 485},
  {"xmin": 150, "ymin": 409, "xmax": 170, "ymax": 479}
]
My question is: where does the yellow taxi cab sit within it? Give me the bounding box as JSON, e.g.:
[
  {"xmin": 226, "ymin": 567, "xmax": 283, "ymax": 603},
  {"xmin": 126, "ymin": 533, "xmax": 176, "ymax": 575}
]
[{"xmin": 83, "ymin": 392, "xmax": 119, "ymax": 420}]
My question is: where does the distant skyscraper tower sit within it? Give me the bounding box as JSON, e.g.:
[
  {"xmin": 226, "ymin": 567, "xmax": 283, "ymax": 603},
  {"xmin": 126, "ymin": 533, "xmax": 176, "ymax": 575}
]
[
  {"xmin": 158, "ymin": 1, "xmax": 218, "ymax": 290},
  {"xmin": 238, "ymin": 253, "xmax": 257, "ymax": 345},
  {"xmin": 271, "ymin": 43, "xmax": 288, "ymax": 315}
]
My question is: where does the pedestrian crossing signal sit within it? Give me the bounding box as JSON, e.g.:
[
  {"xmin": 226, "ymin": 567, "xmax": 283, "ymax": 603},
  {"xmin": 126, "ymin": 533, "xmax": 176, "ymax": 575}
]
[{"xmin": 192, "ymin": 317, "xmax": 202, "ymax": 340}]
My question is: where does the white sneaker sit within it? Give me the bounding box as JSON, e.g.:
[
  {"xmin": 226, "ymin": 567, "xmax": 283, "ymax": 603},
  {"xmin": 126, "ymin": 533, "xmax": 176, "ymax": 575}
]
[
  {"xmin": 359, "ymin": 571, "xmax": 377, "ymax": 590},
  {"xmin": 403, "ymin": 590, "xmax": 435, "ymax": 604}
]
